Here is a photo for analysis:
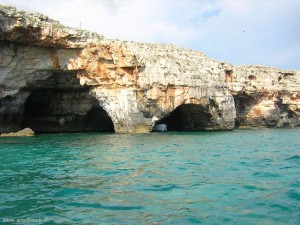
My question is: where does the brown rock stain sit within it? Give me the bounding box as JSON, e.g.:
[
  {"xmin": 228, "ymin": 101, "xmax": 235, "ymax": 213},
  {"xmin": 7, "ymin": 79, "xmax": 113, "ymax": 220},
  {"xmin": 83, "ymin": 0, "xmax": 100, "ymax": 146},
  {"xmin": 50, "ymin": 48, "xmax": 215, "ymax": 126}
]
[
  {"xmin": 247, "ymin": 107, "xmax": 262, "ymax": 119},
  {"xmin": 68, "ymin": 59, "xmax": 77, "ymax": 70},
  {"xmin": 50, "ymin": 49, "xmax": 60, "ymax": 69},
  {"xmin": 97, "ymin": 61, "xmax": 111, "ymax": 80},
  {"xmin": 166, "ymin": 86, "xmax": 176, "ymax": 110},
  {"xmin": 225, "ymin": 69, "xmax": 233, "ymax": 83}
]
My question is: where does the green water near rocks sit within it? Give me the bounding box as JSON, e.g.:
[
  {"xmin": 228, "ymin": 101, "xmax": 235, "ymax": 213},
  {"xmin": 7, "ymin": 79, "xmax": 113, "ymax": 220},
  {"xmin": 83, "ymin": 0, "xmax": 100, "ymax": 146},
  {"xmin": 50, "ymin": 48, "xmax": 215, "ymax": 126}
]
[{"xmin": 0, "ymin": 129, "xmax": 299, "ymax": 224}]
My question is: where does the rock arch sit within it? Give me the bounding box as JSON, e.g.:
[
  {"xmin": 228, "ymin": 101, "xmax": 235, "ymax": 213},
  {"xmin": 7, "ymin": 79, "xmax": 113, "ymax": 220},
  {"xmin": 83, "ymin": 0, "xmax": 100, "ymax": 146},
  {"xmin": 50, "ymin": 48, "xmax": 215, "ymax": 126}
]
[
  {"xmin": 154, "ymin": 104, "xmax": 213, "ymax": 131},
  {"xmin": 137, "ymin": 86, "xmax": 236, "ymax": 132},
  {"xmin": 91, "ymin": 87, "xmax": 152, "ymax": 133},
  {"xmin": 21, "ymin": 71, "xmax": 115, "ymax": 134}
]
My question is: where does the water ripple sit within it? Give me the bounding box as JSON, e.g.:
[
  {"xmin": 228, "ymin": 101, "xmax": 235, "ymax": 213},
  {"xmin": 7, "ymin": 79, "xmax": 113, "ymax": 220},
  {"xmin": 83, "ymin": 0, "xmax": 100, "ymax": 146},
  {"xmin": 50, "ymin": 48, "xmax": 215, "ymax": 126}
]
[
  {"xmin": 68, "ymin": 202, "xmax": 143, "ymax": 210},
  {"xmin": 142, "ymin": 184, "xmax": 183, "ymax": 192},
  {"xmin": 286, "ymin": 155, "xmax": 300, "ymax": 161},
  {"xmin": 0, "ymin": 129, "xmax": 299, "ymax": 224}
]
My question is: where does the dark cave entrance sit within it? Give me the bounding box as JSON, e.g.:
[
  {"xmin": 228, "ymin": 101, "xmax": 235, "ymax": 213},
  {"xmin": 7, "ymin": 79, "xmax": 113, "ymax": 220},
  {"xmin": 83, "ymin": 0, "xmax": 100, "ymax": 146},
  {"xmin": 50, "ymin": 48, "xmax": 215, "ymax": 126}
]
[
  {"xmin": 154, "ymin": 104, "xmax": 212, "ymax": 131},
  {"xmin": 21, "ymin": 71, "xmax": 114, "ymax": 134}
]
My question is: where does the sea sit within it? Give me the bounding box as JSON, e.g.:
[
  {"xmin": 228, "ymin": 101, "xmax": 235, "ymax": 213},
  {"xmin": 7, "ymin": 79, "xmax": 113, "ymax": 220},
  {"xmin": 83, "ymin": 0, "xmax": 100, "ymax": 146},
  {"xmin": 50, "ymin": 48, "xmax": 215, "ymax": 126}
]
[{"xmin": 0, "ymin": 128, "xmax": 299, "ymax": 225}]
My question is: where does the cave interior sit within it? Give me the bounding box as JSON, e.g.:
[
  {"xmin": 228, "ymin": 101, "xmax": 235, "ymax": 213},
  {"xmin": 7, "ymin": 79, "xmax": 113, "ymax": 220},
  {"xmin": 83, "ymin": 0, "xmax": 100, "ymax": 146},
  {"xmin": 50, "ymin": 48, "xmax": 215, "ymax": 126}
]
[
  {"xmin": 154, "ymin": 104, "xmax": 213, "ymax": 131},
  {"xmin": 0, "ymin": 71, "xmax": 114, "ymax": 134}
]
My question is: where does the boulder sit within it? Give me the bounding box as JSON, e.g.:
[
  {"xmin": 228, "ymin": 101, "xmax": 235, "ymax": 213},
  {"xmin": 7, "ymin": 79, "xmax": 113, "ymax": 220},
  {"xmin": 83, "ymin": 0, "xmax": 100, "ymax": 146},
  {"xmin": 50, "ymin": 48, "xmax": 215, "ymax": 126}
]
[{"xmin": 1, "ymin": 128, "xmax": 35, "ymax": 137}]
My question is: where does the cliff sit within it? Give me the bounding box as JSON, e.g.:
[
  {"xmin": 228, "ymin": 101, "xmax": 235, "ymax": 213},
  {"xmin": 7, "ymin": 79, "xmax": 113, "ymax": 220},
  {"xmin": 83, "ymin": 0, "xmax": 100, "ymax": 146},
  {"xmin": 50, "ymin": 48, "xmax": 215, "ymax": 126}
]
[{"xmin": 0, "ymin": 4, "xmax": 299, "ymax": 133}]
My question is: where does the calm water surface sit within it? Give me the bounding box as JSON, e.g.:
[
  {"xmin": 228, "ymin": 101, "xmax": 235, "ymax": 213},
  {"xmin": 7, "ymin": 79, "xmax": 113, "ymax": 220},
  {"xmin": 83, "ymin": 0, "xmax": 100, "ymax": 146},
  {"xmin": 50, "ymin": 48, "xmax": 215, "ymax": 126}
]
[{"xmin": 0, "ymin": 129, "xmax": 299, "ymax": 224}]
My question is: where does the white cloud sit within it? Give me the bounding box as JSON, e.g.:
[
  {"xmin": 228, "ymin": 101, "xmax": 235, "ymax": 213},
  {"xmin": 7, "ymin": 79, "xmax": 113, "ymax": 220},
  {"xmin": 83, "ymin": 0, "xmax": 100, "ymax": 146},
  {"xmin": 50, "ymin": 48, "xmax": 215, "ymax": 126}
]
[{"xmin": 0, "ymin": 0, "xmax": 299, "ymax": 70}]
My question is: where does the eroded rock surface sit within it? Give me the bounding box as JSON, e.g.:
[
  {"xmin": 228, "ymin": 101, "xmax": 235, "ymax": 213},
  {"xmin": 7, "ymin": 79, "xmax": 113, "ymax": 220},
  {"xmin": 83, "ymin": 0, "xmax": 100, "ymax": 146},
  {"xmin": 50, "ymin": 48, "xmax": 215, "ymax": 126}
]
[
  {"xmin": 227, "ymin": 67, "xmax": 300, "ymax": 128},
  {"xmin": 0, "ymin": 4, "xmax": 299, "ymax": 133}
]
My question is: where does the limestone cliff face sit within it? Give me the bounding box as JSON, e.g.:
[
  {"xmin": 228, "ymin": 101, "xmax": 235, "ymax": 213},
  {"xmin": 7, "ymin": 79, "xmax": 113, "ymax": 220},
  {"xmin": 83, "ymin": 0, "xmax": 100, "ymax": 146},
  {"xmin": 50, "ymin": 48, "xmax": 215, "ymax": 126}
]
[
  {"xmin": 72, "ymin": 41, "xmax": 236, "ymax": 132},
  {"xmin": 227, "ymin": 66, "xmax": 300, "ymax": 128},
  {"xmin": 0, "ymin": 5, "xmax": 299, "ymax": 133},
  {"xmin": 0, "ymin": 5, "xmax": 102, "ymax": 47}
]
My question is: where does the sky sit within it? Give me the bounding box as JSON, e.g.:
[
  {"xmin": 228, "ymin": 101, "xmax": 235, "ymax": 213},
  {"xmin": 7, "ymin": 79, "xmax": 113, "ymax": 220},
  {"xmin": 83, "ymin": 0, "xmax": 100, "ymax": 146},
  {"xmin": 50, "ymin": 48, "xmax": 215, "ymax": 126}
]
[{"xmin": 0, "ymin": 0, "xmax": 299, "ymax": 70}]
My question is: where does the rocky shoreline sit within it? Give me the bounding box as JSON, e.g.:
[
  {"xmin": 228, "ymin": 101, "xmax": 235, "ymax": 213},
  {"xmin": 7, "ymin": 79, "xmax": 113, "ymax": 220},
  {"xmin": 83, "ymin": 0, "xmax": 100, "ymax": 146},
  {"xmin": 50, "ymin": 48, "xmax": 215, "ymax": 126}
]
[{"xmin": 0, "ymin": 4, "xmax": 299, "ymax": 133}]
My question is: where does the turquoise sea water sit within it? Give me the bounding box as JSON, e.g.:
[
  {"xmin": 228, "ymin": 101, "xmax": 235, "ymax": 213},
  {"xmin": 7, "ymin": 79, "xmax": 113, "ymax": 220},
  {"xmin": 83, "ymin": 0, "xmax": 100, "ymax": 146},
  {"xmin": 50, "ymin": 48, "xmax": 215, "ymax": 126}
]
[{"xmin": 0, "ymin": 129, "xmax": 299, "ymax": 225}]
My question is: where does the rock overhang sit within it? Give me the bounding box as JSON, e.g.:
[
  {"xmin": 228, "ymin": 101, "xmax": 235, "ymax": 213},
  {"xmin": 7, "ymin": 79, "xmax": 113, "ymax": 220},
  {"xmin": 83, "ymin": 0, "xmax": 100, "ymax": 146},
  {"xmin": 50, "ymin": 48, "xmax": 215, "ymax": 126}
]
[{"xmin": 0, "ymin": 4, "xmax": 299, "ymax": 134}]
